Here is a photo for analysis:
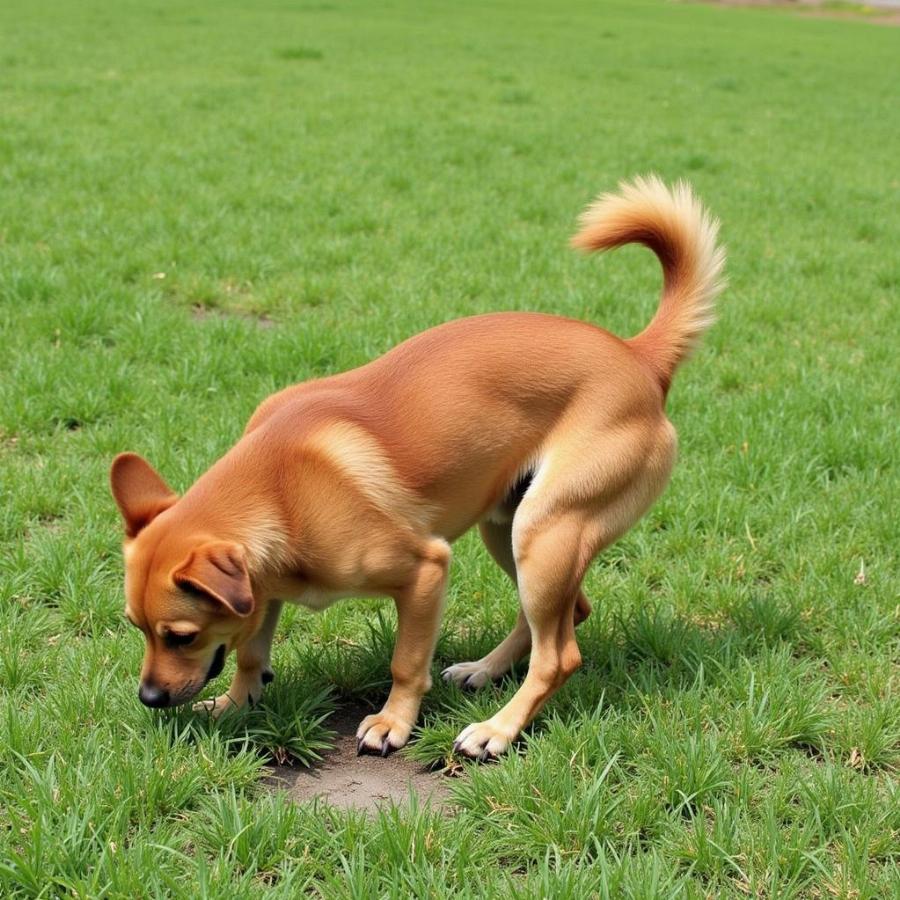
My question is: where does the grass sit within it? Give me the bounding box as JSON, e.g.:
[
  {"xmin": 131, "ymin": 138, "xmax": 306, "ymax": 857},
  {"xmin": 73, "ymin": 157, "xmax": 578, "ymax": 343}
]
[{"xmin": 1, "ymin": 0, "xmax": 898, "ymax": 896}]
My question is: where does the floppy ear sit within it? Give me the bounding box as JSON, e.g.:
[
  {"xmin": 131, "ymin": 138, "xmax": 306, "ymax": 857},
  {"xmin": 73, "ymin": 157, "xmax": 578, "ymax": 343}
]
[
  {"xmin": 110, "ymin": 452, "xmax": 178, "ymax": 538},
  {"xmin": 173, "ymin": 542, "xmax": 254, "ymax": 618}
]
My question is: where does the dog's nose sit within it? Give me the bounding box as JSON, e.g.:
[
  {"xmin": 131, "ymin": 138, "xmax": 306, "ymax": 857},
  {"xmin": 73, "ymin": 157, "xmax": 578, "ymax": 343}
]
[{"xmin": 138, "ymin": 682, "xmax": 171, "ymax": 708}]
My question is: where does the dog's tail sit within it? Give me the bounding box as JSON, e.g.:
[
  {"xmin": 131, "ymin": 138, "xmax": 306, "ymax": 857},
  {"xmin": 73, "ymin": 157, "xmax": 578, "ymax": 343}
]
[{"xmin": 571, "ymin": 175, "xmax": 725, "ymax": 391}]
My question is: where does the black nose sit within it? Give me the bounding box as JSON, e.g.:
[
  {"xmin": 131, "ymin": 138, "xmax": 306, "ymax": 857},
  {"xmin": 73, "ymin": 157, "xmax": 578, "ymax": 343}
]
[{"xmin": 138, "ymin": 682, "xmax": 171, "ymax": 708}]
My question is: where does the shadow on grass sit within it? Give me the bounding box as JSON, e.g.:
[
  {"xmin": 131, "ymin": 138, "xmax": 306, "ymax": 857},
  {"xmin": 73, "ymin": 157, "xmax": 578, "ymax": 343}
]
[
  {"xmin": 154, "ymin": 595, "xmax": 820, "ymax": 773},
  {"xmin": 409, "ymin": 594, "xmax": 823, "ymax": 765}
]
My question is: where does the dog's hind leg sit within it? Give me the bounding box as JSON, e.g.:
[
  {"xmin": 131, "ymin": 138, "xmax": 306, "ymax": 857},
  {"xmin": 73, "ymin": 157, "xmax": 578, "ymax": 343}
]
[
  {"xmin": 442, "ymin": 520, "xmax": 529, "ymax": 689},
  {"xmin": 453, "ymin": 508, "xmax": 590, "ymax": 759},
  {"xmin": 453, "ymin": 418, "xmax": 676, "ymax": 759},
  {"xmin": 442, "ymin": 520, "xmax": 593, "ymax": 690}
]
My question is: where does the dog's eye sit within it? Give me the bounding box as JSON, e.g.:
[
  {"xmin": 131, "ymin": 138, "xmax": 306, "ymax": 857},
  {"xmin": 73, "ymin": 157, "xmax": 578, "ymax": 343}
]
[{"xmin": 165, "ymin": 631, "xmax": 197, "ymax": 648}]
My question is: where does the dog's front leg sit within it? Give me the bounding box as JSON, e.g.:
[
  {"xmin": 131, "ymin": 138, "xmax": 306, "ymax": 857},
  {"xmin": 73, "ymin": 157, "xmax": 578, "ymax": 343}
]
[
  {"xmin": 193, "ymin": 599, "xmax": 283, "ymax": 718},
  {"xmin": 357, "ymin": 541, "xmax": 450, "ymax": 756}
]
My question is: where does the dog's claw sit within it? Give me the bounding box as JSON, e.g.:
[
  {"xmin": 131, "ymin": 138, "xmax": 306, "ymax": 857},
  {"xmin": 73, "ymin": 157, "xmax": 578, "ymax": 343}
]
[
  {"xmin": 355, "ymin": 711, "xmax": 413, "ymax": 757},
  {"xmin": 356, "ymin": 735, "xmax": 396, "ymax": 757},
  {"xmin": 192, "ymin": 694, "xmax": 238, "ymax": 719},
  {"xmin": 442, "ymin": 662, "xmax": 495, "ymax": 690},
  {"xmin": 463, "ymin": 675, "xmax": 482, "ymax": 691},
  {"xmin": 452, "ymin": 719, "xmax": 515, "ymax": 760}
]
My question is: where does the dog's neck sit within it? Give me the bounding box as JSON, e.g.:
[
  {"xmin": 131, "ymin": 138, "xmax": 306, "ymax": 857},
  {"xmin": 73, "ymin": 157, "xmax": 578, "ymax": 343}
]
[
  {"xmin": 238, "ymin": 517, "xmax": 291, "ymax": 577},
  {"xmin": 174, "ymin": 449, "xmax": 292, "ymax": 582}
]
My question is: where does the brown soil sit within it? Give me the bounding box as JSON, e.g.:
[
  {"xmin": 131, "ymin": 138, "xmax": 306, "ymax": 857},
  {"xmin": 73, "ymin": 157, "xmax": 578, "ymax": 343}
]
[
  {"xmin": 694, "ymin": 0, "xmax": 900, "ymax": 26},
  {"xmin": 265, "ymin": 704, "xmax": 455, "ymax": 813},
  {"xmin": 191, "ymin": 303, "xmax": 276, "ymax": 328}
]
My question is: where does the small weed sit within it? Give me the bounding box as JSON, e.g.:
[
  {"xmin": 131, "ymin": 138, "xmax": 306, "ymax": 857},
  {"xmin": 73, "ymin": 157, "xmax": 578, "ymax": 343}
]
[{"xmin": 276, "ymin": 46, "xmax": 323, "ymax": 61}]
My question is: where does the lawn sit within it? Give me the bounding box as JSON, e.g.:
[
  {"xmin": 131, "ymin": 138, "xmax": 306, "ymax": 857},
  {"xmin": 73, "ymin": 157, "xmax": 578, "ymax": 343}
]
[{"xmin": 1, "ymin": 0, "xmax": 898, "ymax": 896}]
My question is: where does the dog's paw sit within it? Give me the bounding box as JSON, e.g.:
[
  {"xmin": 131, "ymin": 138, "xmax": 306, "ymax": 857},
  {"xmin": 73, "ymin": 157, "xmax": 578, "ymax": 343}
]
[
  {"xmin": 441, "ymin": 660, "xmax": 497, "ymax": 690},
  {"xmin": 356, "ymin": 711, "xmax": 413, "ymax": 757},
  {"xmin": 192, "ymin": 693, "xmax": 241, "ymax": 718},
  {"xmin": 194, "ymin": 668, "xmax": 274, "ymax": 718},
  {"xmin": 453, "ymin": 719, "xmax": 517, "ymax": 762}
]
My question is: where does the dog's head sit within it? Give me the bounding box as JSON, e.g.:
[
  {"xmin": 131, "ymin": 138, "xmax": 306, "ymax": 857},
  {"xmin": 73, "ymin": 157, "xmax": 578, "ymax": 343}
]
[{"xmin": 110, "ymin": 453, "xmax": 259, "ymax": 708}]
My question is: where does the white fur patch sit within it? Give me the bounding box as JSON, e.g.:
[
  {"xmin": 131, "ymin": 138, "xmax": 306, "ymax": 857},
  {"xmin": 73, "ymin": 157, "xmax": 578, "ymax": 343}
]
[
  {"xmin": 305, "ymin": 421, "xmax": 433, "ymax": 531},
  {"xmin": 242, "ymin": 519, "xmax": 290, "ymax": 573}
]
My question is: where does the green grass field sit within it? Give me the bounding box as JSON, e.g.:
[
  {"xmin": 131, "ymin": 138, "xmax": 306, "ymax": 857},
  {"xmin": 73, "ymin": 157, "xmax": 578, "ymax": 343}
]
[{"xmin": 1, "ymin": 0, "xmax": 898, "ymax": 896}]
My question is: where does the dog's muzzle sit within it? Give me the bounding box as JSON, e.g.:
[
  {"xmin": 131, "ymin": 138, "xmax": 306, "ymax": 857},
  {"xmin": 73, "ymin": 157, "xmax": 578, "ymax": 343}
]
[{"xmin": 138, "ymin": 643, "xmax": 227, "ymax": 709}]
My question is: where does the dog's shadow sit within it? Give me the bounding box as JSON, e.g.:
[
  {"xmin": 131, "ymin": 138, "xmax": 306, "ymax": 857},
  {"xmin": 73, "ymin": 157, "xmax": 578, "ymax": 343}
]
[
  {"xmin": 157, "ymin": 596, "xmax": 804, "ymax": 765},
  {"xmin": 418, "ymin": 596, "xmax": 806, "ymax": 743}
]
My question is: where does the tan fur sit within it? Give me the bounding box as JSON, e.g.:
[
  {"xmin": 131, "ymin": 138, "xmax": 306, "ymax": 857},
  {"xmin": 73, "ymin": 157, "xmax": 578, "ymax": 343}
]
[
  {"xmin": 111, "ymin": 177, "xmax": 725, "ymax": 757},
  {"xmin": 303, "ymin": 421, "xmax": 435, "ymax": 532},
  {"xmin": 572, "ymin": 174, "xmax": 726, "ymax": 391}
]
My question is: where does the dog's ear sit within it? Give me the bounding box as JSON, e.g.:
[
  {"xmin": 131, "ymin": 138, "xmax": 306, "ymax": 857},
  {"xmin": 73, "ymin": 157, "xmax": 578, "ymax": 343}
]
[
  {"xmin": 173, "ymin": 542, "xmax": 254, "ymax": 618},
  {"xmin": 110, "ymin": 453, "xmax": 178, "ymax": 538}
]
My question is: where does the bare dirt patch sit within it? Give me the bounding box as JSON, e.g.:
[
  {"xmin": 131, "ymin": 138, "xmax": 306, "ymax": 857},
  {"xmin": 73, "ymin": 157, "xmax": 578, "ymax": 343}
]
[
  {"xmin": 265, "ymin": 703, "xmax": 455, "ymax": 813},
  {"xmin": 191, "ymin": 303, "xmax": 275, "ymax": 329},
  {"xmin": 692, "ymin": 0, "xmax": 900, "ymax": 26}
]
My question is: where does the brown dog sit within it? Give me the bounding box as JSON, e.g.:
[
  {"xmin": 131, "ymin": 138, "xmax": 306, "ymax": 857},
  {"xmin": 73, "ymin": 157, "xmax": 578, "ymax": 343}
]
[{"xmin": 111, "ymin": 176, "xmax": 724, "ymax": 759}]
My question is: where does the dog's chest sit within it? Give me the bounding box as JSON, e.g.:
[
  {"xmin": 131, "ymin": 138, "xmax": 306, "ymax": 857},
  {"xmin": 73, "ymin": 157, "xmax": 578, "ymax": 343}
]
[
  {"xmin": 277, "ymin": 577, "xmax": 366, "ymax": 611},
  {"xmin": 288, "ymin": 585, "xmax": 350, "ymax": 611}
]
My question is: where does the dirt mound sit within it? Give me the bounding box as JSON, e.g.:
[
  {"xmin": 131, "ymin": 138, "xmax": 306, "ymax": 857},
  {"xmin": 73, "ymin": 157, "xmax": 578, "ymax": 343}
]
[{"xmin": 265, "ymin": 704, "xmax": 454, "ymax": 813}]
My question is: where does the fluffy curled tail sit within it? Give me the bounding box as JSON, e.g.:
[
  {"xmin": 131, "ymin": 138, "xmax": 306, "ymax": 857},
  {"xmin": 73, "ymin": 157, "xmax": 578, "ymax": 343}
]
[{"xmin": 571, "ymin": 175, "xmax": 726, "ymax": 390}]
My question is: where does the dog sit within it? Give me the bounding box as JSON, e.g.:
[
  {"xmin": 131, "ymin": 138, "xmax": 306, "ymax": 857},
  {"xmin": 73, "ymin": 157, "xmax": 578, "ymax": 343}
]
[{"xmin": 111, "ymin": 176, "xmax": 725, "ymax": 760}]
